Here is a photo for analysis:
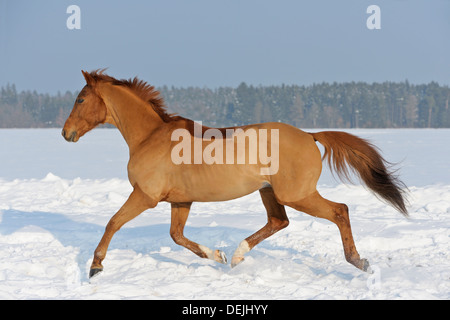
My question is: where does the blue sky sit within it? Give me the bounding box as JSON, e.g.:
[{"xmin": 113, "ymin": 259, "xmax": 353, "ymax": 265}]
[{"xmin": 1, "ymin": 0, "xmax": 449, "ymax": 93}]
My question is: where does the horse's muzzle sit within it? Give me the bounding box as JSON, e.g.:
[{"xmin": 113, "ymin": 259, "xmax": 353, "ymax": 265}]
[{"xmin": 62, "ymin": 129, "xmax": 77, "ymax": 142}]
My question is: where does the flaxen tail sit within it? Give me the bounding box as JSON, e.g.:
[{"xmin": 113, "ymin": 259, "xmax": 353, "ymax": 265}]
[{"xmin": 310, "ymin": 131, "xmax": 408, "ymax": 216}]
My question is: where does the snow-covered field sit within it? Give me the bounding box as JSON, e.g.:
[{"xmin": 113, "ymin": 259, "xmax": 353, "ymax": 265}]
[{"xmin": 0, "ymin": 128, "xmax": 449, "ymax": 300}]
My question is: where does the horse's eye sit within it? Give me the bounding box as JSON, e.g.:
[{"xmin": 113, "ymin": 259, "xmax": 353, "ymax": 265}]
[{"xmin": 77, "ymin": 98, "xmax": 84, "ymax": 104}]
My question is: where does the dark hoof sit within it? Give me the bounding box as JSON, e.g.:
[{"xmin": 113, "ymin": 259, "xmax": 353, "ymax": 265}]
[
  {"xmin": 349, "ymin": 257, "xmax": 370, "ymax": 272},
  {"xmin": 360, "ymin": 258, "xmax": 370, "ymax": 272},
  {"xmin": 89, "ymin": 268, "xmax": 103, "ymax": 278}
]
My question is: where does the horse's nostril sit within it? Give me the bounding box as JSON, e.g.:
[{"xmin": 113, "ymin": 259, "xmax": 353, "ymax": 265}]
[
  {"xmin": 62, "ymin": 129, "xmax": 77, "ymax": 142},
  {"xmin": 69, "ymin": 131, "xmax": 77, "ymax": 142}
]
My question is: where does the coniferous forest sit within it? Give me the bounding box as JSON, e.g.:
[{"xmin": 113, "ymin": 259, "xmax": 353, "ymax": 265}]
[{"xmin": 1, "ymin": 81, "xmax": 449, "ymax": 128}]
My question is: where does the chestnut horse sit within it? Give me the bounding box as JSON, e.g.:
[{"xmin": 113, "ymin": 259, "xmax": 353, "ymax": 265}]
[{"xmin": 62, "ymin": 70, "xmax": 408, "ymax": 278}]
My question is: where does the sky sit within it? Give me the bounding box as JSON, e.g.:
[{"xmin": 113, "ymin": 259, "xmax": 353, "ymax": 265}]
[{"xmin": 0, "ymin": 0, "xmax": 449, "ymax": 94}]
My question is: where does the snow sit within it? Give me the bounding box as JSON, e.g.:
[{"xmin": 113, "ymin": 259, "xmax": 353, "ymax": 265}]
[{"xmin": 0, "ymin": 128, "xmax": 449, "ymax": 300}]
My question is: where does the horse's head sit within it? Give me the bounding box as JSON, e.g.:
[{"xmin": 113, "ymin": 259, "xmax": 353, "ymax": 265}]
[{"xmin": 62, "ymin": 70, "xmax": 110, "ymax": 142}]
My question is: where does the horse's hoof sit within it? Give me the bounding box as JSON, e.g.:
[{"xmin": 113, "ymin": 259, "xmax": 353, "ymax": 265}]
[
  {"xmin": 231, "ymin": 240, "xmax": 249, "ymax": 268},
  {"xmin": 361, "ymin": 259, "xmax": 370, "ymax": 272},
  {"xmin": 214, "ymin": 250, "xmax": 227, "ymax": 264},
  {"xmin": 231, "ymin": 256, "xmax": 244, "ymax": 268},
  {"xmin": 353, "ymin": 258, "xmax": 370, "ymax": 272},
  {"xmin": 348, "ymin": 256, "xmax": 370, "ymax": 272},
  {"xmin": 89, "ymin": 268, "xmax": 103, "ymax": 278}
]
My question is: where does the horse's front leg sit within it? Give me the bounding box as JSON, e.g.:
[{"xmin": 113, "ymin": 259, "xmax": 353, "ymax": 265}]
[
  {"xmin": 89, "ymin": 185, "xmax": 156, "ymax": 278},
  {"xmin": 170, "ymin": 202, "xmax": 227, "ymax": 264}
]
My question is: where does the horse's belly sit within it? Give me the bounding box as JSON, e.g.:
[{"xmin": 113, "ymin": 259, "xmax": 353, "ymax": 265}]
[
  {"xmin": 167, "ymin": 166, "xmax": 266, "ymax": 202},
  {"xmin": 191, "ymin": 182, "xmax": 262, "ymax": 202}
]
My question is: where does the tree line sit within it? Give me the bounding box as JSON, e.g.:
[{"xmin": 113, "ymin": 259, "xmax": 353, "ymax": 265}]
[{"xmin": 1, "ymin": 81, "xmax": 449, "ymax": 128}]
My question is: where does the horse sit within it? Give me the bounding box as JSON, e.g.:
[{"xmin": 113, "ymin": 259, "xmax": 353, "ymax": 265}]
[{"xmin": 62, "ymin": 70, "xmax": 408, "ymax": 278}]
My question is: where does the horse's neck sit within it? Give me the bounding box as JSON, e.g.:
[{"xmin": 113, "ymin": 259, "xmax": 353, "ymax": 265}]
[{"xmin": 99, "ymin": 83, "xmax": 164, "ymax": 150}]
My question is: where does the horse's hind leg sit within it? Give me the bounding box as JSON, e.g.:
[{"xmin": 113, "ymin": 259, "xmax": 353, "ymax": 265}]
[
  {"xmin": 231, "ymin": 187, "xmax": 289, "ymax": 267},
  {"xmin": 170, "ymin": 202, "xmax": 227, "ymax": 264},
  {"xmin": 285, "ymin": 191, "xmax": 370, "ymax": 272}
]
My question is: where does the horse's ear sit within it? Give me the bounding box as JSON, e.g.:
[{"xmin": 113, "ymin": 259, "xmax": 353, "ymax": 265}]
[{"xmin": 81, "ymin": 70, "xmax": 95, "ymax": 86}]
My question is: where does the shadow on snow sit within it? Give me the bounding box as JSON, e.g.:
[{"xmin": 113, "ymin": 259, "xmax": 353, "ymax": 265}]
[{"xmin": 0, "ymin": 209, "xmax": 255, "ymax": 280}]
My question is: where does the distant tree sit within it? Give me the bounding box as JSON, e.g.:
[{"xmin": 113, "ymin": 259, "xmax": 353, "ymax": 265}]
[
  {"xmin": 1, "ymin": 84, "xmax": 18, "ymax": 105},
  {"xmin": 290, "ymin": 92, "xmax": 304, "ymax": 128},
  {"xmin": 404, "ymin": 94, "xmax": 418, "ymax": 127}
]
